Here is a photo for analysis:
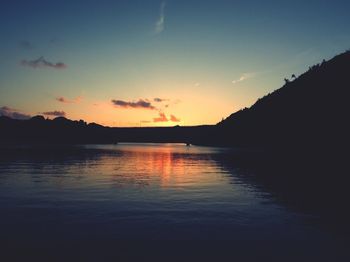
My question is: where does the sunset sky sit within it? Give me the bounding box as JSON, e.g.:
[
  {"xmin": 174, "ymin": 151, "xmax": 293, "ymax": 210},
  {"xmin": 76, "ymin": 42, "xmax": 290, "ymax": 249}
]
[{"xmin": 1, "ymin": 0, "xmax": 349, "ymax": 126}]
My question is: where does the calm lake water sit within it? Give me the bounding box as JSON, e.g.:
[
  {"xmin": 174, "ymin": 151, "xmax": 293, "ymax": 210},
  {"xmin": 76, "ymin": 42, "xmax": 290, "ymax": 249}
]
[{"xmin": 0, "ymin": 144, "xmax": 348, "ymax": 261}]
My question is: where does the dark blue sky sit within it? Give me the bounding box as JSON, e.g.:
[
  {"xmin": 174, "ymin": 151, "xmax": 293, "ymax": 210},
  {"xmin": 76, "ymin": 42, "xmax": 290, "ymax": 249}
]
[{"xmin": 1, "ymin": 0, "xmax": 349, "ymax": 126}]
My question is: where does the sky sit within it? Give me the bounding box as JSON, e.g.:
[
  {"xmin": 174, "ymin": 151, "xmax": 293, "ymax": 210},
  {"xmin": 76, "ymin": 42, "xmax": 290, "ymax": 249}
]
[{"xmin": 0, "ymin": 0, "xmax": 349, "ymax": 127}]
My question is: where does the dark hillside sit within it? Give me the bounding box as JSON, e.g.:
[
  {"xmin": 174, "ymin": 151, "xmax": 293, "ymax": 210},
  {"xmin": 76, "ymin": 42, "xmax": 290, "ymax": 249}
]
[{"xmin": 217, "ymin": 51, "xmax": 350, "ymax": 149}]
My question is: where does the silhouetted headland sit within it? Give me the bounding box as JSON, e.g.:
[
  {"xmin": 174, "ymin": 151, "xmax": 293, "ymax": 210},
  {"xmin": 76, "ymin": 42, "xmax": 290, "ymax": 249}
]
[{"xmin": 217, "ymin": 50, "xmax": 349, "ymax": 151}]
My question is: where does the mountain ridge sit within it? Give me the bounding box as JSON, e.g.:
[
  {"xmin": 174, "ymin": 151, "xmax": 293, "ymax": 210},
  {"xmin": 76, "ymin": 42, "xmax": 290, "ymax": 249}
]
[{"xmin": 214, "ymin": 50, "xmax": 350, "ymax": 148}]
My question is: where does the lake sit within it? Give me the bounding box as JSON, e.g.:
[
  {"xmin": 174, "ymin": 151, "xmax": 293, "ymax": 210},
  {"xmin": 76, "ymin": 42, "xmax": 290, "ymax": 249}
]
[{"xmin": 0, "ymin": 144, "xmax": 348, "ymax": 261}]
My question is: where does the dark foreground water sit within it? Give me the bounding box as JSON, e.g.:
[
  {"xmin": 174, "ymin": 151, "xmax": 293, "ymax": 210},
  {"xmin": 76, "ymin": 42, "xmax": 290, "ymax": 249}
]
[{"xmin": 0, "ymin": 144, "xmax": 348, "ymax": 261}]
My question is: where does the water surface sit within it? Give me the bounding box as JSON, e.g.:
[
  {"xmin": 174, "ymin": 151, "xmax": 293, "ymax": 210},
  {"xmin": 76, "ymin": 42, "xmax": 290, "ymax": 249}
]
[{"xmin": 0, "ymin": 144, "xmax": 348, "ymax": 261}]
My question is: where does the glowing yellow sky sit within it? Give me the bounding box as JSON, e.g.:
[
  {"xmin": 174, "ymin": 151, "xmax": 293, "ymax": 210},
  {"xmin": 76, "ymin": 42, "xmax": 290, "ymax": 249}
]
[{"xmin": 1, "ymin": 1, "xmax": 349, "ymax": 126}]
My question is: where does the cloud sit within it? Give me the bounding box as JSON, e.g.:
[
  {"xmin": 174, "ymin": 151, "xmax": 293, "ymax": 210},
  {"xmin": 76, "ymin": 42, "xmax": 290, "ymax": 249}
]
[
  {"xmin": 153, "ymin": 112, "xmax": 168, "ymax": 122},
  {"xmin": 112, "ymin": 99, "xmax": 156, "ymax": 110},
  {"xmin": 232, "ymin": 73, "xmax": 255, "ymax": 84},
  {"xmin": 170, "ymin": 114, "xmax": 180, "ymax": 122},
  {"xmin": 19, "ymin": 40, "xmax": 34, "ymax": 50},
  {"xmin": 0, "ymin": 106, "xmax": 31, "ymax": 120},
  {"xmin": 56, "ymin": 96, "xmax": 82, "ymax": 104},
  {"xmin": 20, "ymin": 56, "xmax": 67, "ymax": 69},
  {"xmin": 154, "ymin": 98, "xmax": 169, "ymax": 102},
  {"xmin": 155, "ymin": 1, "xmax": 166, "ymax": 34},
  {"xmin": 41, "ymin": 111, "xmax": 66, "ymax": 117},
  {"xmin": 154, "ymin": 98, "xmax": 163, "ymax": 102},
  {"xmin": 152, "ymin": 113, "xmax": 180, "ymax": 123}
]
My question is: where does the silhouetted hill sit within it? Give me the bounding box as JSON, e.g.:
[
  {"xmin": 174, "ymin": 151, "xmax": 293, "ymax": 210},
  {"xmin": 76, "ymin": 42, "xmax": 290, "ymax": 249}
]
[
  {"xmin": 0, "ymin": 115, "xmax": 113, "ymax": 144},
  {"xmin": 210, "ymin": 52, "xmax": 350, "ymax": 221},
  {"xmin": 0, "ymin": 114, "xmax": 211, "ymax": 145},
  {"xmin": 215, "ymin": 50, "xmax": 350, "ymax": 149}
]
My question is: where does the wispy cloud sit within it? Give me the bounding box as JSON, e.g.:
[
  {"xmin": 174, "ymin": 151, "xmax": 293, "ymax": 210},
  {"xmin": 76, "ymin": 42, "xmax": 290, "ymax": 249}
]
[
  {"xmin": 18, "ymin": 40, "xmax": 34, "ymax": 50},
  {"xmin": 56, "ymin": 96, "xmax": 82, "ymax": 104},
  {"xmin": 112, "ymin": 99, "xmax": 156, "ymax": 110},
  {"xmin": 232, "ymin": 73, "xmax": 255, "ymax": 84},
  {"xmin": 153, "ymin": 112, "xmax": 168, "ymax": 122},
  {"xmin": 153, "ymin": 112, "xmax": 180, "ymax": 123},
  {"xmin": 112, "ymin": 97, "xmax": 179, "ymax": 112},
  {"xmin": 155, "ymin": 1, "xmax": 166, "ymax": 34},
  {"xmin": 170, "ymin": 114, "xmax": 180, "ymax": 122},
  {"xmin": 154, "ymin": 97, "xmax": 169, "ymax": 102},
  {"xmin": 41, "ymin": 110, "xmax": 66, "ymax": 117},
  {"xmin": 0, "ymin": 106, "xmax": 31, "ymax": 120},
  {"xmin": 20, "ymin": 56, "xmax": 67, "ymax": 69}
]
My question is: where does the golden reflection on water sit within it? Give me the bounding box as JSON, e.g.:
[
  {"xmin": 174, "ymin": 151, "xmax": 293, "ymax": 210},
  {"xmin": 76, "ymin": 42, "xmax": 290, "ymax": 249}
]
[
  {"xmin": 0, "ymin": 144, "xmax": 233, "ymax": 194},
  {"xmin": 72, "ymin": 144, "xmax": 231, "ymax": 190}
]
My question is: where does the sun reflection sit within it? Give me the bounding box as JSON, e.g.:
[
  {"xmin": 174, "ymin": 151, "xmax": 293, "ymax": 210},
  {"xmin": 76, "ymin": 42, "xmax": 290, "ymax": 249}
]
[
  {"xmin": 147, "ymin": 147, "xmax": 186, "ymax": 187},
  {"xmin": 28, "ymin": 144, "xmax": 230, "ymax": 191},
  {"xmin": 93, "ymin": 144, "xmax": 225, "ymax": 189}
]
